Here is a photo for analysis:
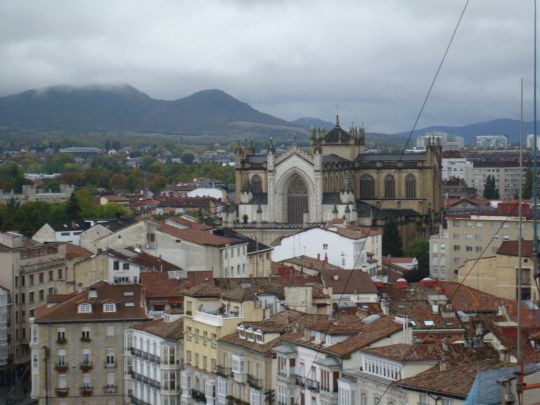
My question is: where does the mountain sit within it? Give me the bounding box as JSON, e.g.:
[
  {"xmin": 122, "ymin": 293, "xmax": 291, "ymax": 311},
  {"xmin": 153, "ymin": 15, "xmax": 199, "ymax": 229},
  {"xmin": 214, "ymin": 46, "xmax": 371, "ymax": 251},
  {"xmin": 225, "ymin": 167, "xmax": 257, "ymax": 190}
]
[
  {"xmin": 0, "ymin": 84, "xmax": 307, "ymax": 140},
  {"xmin": 292, "ymin": 117, "xmax": 335, "ymax": 131},
  {"xmin": 393, "ymin": 118, "xmax": 540, "ymax": 145}
]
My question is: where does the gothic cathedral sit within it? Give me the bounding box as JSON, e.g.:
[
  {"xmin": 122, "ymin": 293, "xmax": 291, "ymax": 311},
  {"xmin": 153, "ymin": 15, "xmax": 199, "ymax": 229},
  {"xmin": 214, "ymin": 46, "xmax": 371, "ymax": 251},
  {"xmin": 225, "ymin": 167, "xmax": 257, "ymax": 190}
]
[{"xmin": 224, "ymin": 117, "xmax": 442, "ymax": 247}]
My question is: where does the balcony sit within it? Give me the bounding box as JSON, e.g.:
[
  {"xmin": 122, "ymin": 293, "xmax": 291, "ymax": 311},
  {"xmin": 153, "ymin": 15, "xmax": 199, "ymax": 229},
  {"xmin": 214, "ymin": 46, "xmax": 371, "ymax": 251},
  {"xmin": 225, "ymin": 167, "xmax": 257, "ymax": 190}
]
[
  {"xmin": 216, "ymin": 366, "xmax": 231, "ymax": 377},
  {"xmin": 104, "ymin": 384, "xmax": 118, "ymax": 394},
  {"xmin": 277, "ymin": 368, "xmax": 295, "ymax": 384},
  {"xmin": 193, "ymin": 311, "xmax": 242, "ymax": 327},
  {"xmin": 295, "ymin": 375, "xmax": 305, "ymax": 387},
  {"xmin": 80, "ymin": 336, "xmax": 91, "ymax": 343},
  {"xmin": 80, "ymin": 361, "xmax": 93, "ymax": 372},
  {"xmin": 320, "ymin": 389, "xmax": 338, "ymax": 403},
  {"xmin": 306, "ymin": 378, "xmax": 320, "ymax": 392},
  {"xmin": 232, "ymin": 370, "xmax": 245, "ymax": 383},
  {"xmin": 105, "ymin": 361, "xmax": 116, "ymax": 368},
  {"xmin": 247, "ymin": 374, "xmax": 262, "ymax": 390},
  {"xmin": 191, "ymin": 389, "xmax": 206, "ymax": 403},
  {"xmin": 80, "ymin": 385, "xmax": 93, "ymax": 396},
  {"xmin": 55, "ymin": 387, "xmax": 68, "ymax": 397},
  {"xmin": 54, "ymin": 363, "xmax": 68, "ymax": 372},
  {"xmin": 56, "ymin": 337, "xmax": 67, "ymax": 345}
]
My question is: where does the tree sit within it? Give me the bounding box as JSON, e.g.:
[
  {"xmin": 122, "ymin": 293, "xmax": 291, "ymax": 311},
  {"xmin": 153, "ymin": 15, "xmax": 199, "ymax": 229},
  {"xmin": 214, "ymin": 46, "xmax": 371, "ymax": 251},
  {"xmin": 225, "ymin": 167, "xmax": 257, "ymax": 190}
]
[
  {"xmin": 382, "ymin": 220, "xmax": 403, "ymax": 257},
  {"xmin": 483, "ymin": 175, "xmax": 499, "ymax": 199},
  {"xmin": 181, "ymin": 152, "xmax": 195, "ymax": 165},
  {"xmin": 65, "ymin": 193, "xmax": 82, "ymax": 220},
  {"xmin": 404, "ymin": 239, "xmax": 429, "ymax": 271},
  {"xmin": 523, "ymin": 169, "xmax": 534, "ymax": 199}
]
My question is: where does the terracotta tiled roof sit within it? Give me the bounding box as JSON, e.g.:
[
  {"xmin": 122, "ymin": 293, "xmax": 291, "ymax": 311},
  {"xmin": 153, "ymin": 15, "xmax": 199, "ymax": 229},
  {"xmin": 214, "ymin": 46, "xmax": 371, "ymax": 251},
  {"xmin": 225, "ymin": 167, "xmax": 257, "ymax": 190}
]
[
  {"xmin": 395, "ymin": 359, "xmax": 511, "ymax": 398},
  {"xmin": 181, "ymin": 282, "xmax": 223, "ymax": 298},
  {"xmin": 282, "ymin": 256, "xmax": 342, "ymax": 272},
  {"xmin": 496, "ymin": 240, "xmax": 534, "ymax": 258},
  {"xmin": 34, "ymin": 281, "xmax": 147, "ymax": 323},
  {"xmin": 221, "ymin": 287, "xmax": 258, "ymax": 302},
  {"xmin": 360, "ymin": 343, "xmax": 498, "ymax": 367},
  {"xmin": 158, "ymin": 222, "xmax": 243, "ymax": 247},
  {"xmin": 281, "ymin": 316, "xmax": 405, "ymax": 359},
  {"xmin": 166, "ymin": 216, "xmax": 212, "ymax": 230},
  {"xmin": 65, "ymin": 243, "xmax": 93, "ymax": 260},
  {"xmin": 131, "ymin": 318, "xmax": 183, "ymax": 340},
  {"xmin": 108, "ymin": 247, "xmax": 182, "ymax": 271},
  {"xmin": 382, "ymin": 257, "xmax": 416, "ymax": 264},
  {"xmin": 140, "ymin": 272, "xmax": 187, "ymax": 299},
  {"xmin": 320, "ymin": 268, "xmax": 378, "ymax": 295}
]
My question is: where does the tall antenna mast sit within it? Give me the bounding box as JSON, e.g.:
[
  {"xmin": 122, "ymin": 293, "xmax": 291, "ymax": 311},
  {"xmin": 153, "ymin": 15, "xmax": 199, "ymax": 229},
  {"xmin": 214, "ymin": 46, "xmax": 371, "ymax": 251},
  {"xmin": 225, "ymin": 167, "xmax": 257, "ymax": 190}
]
[{"xmin": 518, "ymin": 78, "xmax": 524, "ymax": 364}]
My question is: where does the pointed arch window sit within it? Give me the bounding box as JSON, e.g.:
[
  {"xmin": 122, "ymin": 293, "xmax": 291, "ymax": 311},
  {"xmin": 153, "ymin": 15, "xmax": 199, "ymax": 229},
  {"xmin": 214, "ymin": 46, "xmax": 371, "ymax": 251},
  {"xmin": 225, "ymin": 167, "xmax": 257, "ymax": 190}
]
[
  {"xmin": 405, "ymin": 174, "xmax": 417, "ymax": 198},
  {"xmin": 251, "ymin": 175, "xmax": 262, "ymax": 193},
  {"xmin": 384, "ymin": 175, "xmax": 395, "ymax": 198},
  {"xmin": 359, "ymin": 175, "xmax": 375, "ymax": 199}
]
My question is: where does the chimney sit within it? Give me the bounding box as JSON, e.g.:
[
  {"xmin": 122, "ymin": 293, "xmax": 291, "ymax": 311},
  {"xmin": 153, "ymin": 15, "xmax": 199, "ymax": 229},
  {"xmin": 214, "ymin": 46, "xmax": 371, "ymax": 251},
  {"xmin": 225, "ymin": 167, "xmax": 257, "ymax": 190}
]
[
  {"xmin": 439, "ymin": 356, "xmax": 448, "ymax": 371},
  {"xmin": 317, "ymin": 253, "xmax": 320, "ymax": 261},
  {"xmin": 441, "ymin": 337, "xmax": 448, "ymax": 352},
  {"xmin": 89, "ymin": 287, "xmax": 98, "ymax": 299}
]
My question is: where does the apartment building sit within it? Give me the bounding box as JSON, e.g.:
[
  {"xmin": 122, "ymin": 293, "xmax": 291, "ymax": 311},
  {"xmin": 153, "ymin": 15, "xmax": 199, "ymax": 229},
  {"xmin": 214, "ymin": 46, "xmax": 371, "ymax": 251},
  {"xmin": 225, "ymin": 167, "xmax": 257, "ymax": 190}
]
[
  {"xmin": 446, "ymin": 213, "xmax": 533, "ymax": 280},
  {"xmin": 95, "ymin": 217, "xmax": 251, "ymax": 278},
  {"xmin": 429, "ymin": 226, "xmax": 449, "ymax": 280},
  {"xmin": 0, "ymin": 286, "xmax": 10, "ymax": 383},
  {"xmin": 125, "ymin": 316, "xmax": 184, "ymax": 405},
  {"xmin": 458, "ymin": 240, "xmax": 537, "ymax": 302},
  {"xmin": 442, "ymin": 156, "xmax": 473, "ymax": 186},
  {"xmin": 180, "ymin": 284, "xmax": 264, "ymax": 405},
  {"xmin": 30, "ymin": 282, "xmax": 147, "ymax": 405},
  {"xmin": 273, "ymin": 316, "xmax": 410, "ymax": 405},
  {"xmin": 0, "ymin": 232, "xmax": 69, "ymax": 369},
  {"xmin": 472, "ymin": 162, "xmax": 526, "ymax": 200},
  {"xmin": 339, "ymin": 343, "xmax": 499, "ymax": 405}
]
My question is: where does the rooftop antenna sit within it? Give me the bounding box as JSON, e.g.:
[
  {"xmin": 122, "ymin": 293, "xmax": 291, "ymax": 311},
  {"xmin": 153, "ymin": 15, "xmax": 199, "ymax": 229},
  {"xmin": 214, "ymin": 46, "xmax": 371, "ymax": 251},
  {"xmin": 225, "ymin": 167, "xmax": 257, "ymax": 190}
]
[{"xmin": 518, "ymin": 78, "xmax": 524, "ymax": 365}]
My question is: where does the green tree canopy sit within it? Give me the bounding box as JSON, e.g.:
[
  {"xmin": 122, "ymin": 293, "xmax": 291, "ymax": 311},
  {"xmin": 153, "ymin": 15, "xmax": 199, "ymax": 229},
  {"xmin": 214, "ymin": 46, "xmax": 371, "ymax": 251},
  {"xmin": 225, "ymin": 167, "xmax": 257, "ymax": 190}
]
[
  {"xmin": 382, "ymin": 220, "xmax": 403, "ymax": 257},
  {"xmin": 483, "ymin": 175, "xmax": 500, "ymax": 199},
  {"xmin": 523, "ymin": 169, "xmax": 534, "ymax": 200}
]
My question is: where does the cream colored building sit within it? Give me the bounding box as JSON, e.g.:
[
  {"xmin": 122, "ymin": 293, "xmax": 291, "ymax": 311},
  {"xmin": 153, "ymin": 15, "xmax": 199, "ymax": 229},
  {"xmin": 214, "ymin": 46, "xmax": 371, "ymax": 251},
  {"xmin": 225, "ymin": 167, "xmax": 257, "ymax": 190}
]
[
  {"xmin": 0, "ymin": 232, "xmax": 69, "ymax": 369},
  {"xmin": 30, "ymin": 282, "xmax": 147, "ymax": 405},
  {"xmin": 180, "ymin": 284, "xmax": 264, "ymax": 405},
  {"xmin": 446, "ymin": 214, "xmax": 533, "ymax": 280},
  {"xmin": 457, "ymin": 240, "xmax": 536, "ymax": 302}
]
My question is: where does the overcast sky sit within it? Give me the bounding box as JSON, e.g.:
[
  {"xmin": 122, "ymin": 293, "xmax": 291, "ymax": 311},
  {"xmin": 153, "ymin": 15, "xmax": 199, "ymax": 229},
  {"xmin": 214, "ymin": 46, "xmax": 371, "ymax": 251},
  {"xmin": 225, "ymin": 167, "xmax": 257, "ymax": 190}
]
[{"xmin": 0, "ymin": 1, "xmax": 536, "ymax": 133}]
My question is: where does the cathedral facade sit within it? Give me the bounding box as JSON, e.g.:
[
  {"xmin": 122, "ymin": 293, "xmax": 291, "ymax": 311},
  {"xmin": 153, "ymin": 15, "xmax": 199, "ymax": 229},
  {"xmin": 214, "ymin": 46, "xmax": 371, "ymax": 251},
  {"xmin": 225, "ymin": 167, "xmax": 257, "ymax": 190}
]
[{"xmin": 225, "ymin": 118, "xmax": 442, "ymax": 246}]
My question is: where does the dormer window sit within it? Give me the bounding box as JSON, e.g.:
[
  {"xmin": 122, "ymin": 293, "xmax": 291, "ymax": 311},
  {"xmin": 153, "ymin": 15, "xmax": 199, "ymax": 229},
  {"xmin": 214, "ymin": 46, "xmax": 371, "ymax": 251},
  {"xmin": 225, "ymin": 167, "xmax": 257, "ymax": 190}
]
[
  {"xmin": 255, "ymin": 333, "xmax": 264, "ymax": 344},
  {"xmin": 237, "ymin": 325, "xmax": 246, "ymax": 340},
  {"xmin": 103, "ymin": 303, "xmax": 116, "ymax": 312},
  {"xmin": 247, "ymin": 332, "xmax": 255, "ymax": 343},
  {"xmin": 78, "ymin": 303, "xmax": 92, "ymax": 313}
]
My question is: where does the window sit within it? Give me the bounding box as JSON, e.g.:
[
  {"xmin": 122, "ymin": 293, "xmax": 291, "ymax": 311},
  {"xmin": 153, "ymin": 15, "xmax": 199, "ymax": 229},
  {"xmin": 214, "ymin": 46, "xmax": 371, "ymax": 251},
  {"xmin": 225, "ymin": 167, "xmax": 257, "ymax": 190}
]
[
  {"xmin": 384, "ymin": 174, "xmax": 395, "ymax": 198},
  {"xmin": 58, "ymin": 268, "xmax": 63, "ymax": 279},
  {"xmin": 78, "ymin": 303, "xmax": 92, "ymax": 313},
  {"xmin": 251, "ymin": 175, "xmax": 262, "ymax": 193},
  {"xmin": 359, "ymin": 174, "xmax": 375, "ymax": 199},
  {"xmin": 466, "ymin": 246, "xmax": 473, "ymax": 252},
  {"xmin": 103, "ymin": 303, "xmax": 116, "ymax": 312},
  {"xmin": 466, "ymin": 233, "xmax": 473, "ymax": 240},
  {"xmin": 38, "ymin": 290, "xmax": 44, "ymax": 301},
  {"xmin": 323, "ymin": 243, "xmax": 328, "ymax": 250},
  {"xmin": 29, "ymin": 275, "xmax": 34, "ymax": 286},
  {"xmin": 29, "ymin": 292, "xmax": 34, "ymax": 303},
  {"xmin": 106, "ymin": 326, "xmax": 115, "ymax": 337},
  {"xmin": 453, "ymin": 245, "xmax": 460, "ymax": 251},
  {"xmin": 82, "ymin": 349, "xmax": 91, "ymax": 365},
  {"xmin": 405, "ymin": 174, "xmax": 416, "ymax": 198},
  {"xmin": 57, "ymin": 329, "xmax": 66, "ymax": 343},
  {"xmin": 81, "ymin": 329, "xmax": 90, "ymax": 341},
  {"xmin": 57, "ymin": 349, "xmax": 66, "ymax": 365},
  {"xmin": 106, "ymin": 349, "xmax": 115, "ymax": 366},
  {"xmin": 250, "ymin": 388, "xmax": 262, "ymax": 405},
  {"xmin": 113, "ymin": 261, "xmax": 119, "ymax": 270},
  {"xmin": 452, "ymin": 233, "xmax": 460, "ymax": 240},
  {"xmin": 48, "ymin": 271, "xmax": 53, "ymax": 281},
  {"xmin": 39, "ymin": 273, "xmax": 44, "ymax": 283},
  {"xmin": 122, "ymin": 262, "xmax": 129, "ymax": 270},
  {"xmin": 82, "ymin": 373, "xmax": 91, "ymax": 389},
  {"xmin": 321, "ymin": 369, "xmax": 330, "ymax": 392}
]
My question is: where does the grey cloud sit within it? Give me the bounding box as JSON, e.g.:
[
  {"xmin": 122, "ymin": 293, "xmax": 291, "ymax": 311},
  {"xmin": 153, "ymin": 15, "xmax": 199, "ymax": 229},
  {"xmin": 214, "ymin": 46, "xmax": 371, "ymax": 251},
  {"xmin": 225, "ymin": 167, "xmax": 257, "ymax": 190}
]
[{"xmin": 0, "ymin": 0, "xmax": 536, "ymax": 132}]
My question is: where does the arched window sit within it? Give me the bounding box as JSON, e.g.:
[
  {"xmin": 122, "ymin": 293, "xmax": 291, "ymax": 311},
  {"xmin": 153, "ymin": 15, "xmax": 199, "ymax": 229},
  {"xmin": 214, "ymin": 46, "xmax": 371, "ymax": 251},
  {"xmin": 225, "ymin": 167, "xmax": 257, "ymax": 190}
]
[
  {"xmin": 384, "ymin": 174, "xmax": 395, "ymax": 198},
  {"xmin": 251, "ymin": 175, "xmax": 262, "ymax": 193},
  {"xmin": 359, "ymin": 175, "xmax": 375, "ymax": 199},
  {"xmin": 405, "ymin": 174, "xmax": 416, "ymax": 198}
]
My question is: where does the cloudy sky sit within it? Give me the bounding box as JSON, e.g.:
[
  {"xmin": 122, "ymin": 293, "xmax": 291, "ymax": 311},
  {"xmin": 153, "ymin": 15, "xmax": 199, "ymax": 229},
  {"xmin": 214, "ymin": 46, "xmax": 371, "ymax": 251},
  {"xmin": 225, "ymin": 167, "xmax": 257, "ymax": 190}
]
[{"xmin": 0, "ymin": 0, "xmax": 536, "ymax": 132}]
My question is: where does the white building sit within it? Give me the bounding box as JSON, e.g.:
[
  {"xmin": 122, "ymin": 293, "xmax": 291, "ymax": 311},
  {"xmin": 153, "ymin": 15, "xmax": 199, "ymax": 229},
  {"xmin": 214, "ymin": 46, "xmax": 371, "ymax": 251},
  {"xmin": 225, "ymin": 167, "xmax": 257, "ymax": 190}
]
[
  {"xmin": 429, "ymin": 227, "xmax": 449, "ymax": 280},
  {"xmin": 416, "ymin": 132, "xmax": 464, "ymax": 151},
  {"xmin": 32, "ymin": 220, "xmax": 90, "ymax": 245},
  {"xmin": 187, "ymin": 187, "xmax": 227, "ymax": 201},
  {"xmin": 272, "ymin": 226, "xmax": 380, "ymax": 274},
  {"xmin": 125, "ymin": 316, "xmax": 184, "ymax": 405},
  {"xmin": 475, "ymin": 135, "xmax": 508, "ymax": 148},
  {"xmin": 472, "ymin": 164, "xmax": 526, "ymax": 200},
  {"xmin": 527, "ymin": 134, "xmax": 540, "ymax": 150},
  {"xmin": 0, "ymin": 287, "xmax": 9, "ymax": 367},
  {"xmin": 274, "ymin": 316, "xmax": 411, "ymax": 405},
  {"xmin": 442, "ymin": 157, "xmax": 474, "ymax": 186}
]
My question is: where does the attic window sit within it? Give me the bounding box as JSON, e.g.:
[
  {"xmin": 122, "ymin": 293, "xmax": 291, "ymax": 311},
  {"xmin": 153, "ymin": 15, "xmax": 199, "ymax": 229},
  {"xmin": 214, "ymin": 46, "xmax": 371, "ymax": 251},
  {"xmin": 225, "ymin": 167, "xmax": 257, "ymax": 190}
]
[
  {"xmin": 239, "ymin": 330, "xmax": 246, "ymax": 340},
  {"xmin": 255, "ymin": 333, "xmax": 264, "ymax": 344},
  {"xmin": 176, "ymin": 239, "xmax": 181, "ymax": 243},
  {"xmin": 78, "ymin": 303, "xmax": 92, "ymax": 313},
  {"xmin": 103, "ymin": 303, "xmax": 116, "ymax": 312}
]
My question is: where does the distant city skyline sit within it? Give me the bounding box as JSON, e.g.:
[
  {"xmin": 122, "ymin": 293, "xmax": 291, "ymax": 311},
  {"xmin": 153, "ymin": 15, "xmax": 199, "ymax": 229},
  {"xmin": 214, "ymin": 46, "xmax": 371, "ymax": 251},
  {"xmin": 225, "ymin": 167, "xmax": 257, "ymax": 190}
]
[{"xmin": 0, "ymin": 0, "xmax": 535, "ymax": 133}]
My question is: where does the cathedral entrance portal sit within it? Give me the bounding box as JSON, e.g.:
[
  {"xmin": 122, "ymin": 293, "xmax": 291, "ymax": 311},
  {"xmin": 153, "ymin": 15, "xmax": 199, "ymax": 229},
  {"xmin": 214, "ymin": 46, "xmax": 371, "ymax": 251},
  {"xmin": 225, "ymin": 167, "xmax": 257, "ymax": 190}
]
[{"xmin": 287, "ymin": 175, "xmax": 308, "ymax": 223}]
